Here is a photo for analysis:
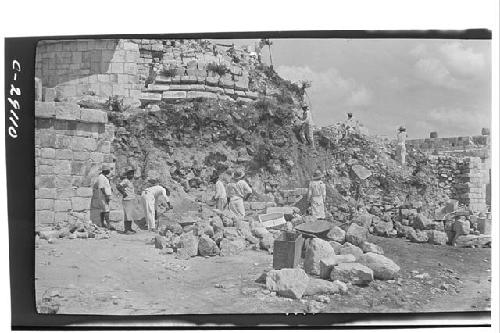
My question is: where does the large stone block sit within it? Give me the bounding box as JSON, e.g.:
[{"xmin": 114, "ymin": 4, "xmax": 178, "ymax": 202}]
[
  {"xmin": 80, "ymin": 109, "xmax": 108, "ymax": 123},
  {"xmin": 331, "ymin": 263, "xmax": 373, "ymax": 285},
  {"xmin": 35, "ymin": 101, "xmax": 56, "ymax": 118},
  {"xmin": 37, "ymin": 188, "xmax": 57, "ymax": 199},
  {"xmin": 304, "ymin": 238, "xmax": 336, "ymax": 275},
  {"xmin": 36, "ymin": 210, "xmax": 54, "ymax": 225},
  {"xmin": 266, "ymin": 268, "xmax": 309, "ymax": 299},
  {"xmin": 38, "ymin": 175, "xmax": 56, "ymax": 188},
  {"xmin": 55, "ymin": 149, "xmax": 73, "ymax": 160},
  {"xmin": 40, "ymin": 148, "xmax": 56, "ymax": 159},
  {"xmin": 186, "ymin": 91, "xmax": 218, "ymax": 99},
  {"xmin": 54, "ymin": 160, "xmax": 71, "ymax": 175},
  {"xmin": 55, "ymin": 103, "xmax": 81, "ymax": 121},
  {"xmin": 357, "ymin": 253, "xmax": 400, "ymax": 280},
  {"xmin": 139, "ymin": 92, "xmax": 162, "ymax": 102},
  {"xmin": 36, "ymin": 199, "xmax": 54, "ymax": 211},
  {"xmin": 162, "ymin": 91, "xmax": 187, "ymax": 99},
  {"xmin": 54, "ymin": 199, "xmax": 72, "ymax": 212},
  {"xmin": 75, "ymin": 187, "xmax": 93, "ymax": 197},
  {"xmin": 319, "ymin": 255, "xmax": 356, "ymax": 279},
  {"xmin": 71, "ymin": 197, "xmax": 90, "ymax": 212},
  {"xmin": 345, "ymin": 223, "xmax": 368, "ymax": 247}
]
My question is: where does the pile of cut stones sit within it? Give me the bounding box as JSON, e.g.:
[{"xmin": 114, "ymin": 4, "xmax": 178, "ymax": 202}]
[{"xmin": 36, "ymin": 220, "xmax": 111, "ymax": 244}]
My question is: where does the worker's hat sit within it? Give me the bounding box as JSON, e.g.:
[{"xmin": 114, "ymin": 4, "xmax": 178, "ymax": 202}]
[
  {"xmin": 347, "ymin": 112, "xmax": 353, "ymax": 117},
  {"xmin": 399, "ymin": 126, "xmax": 406, "ymax": 132},
  {"xmin": 233, "ymin": 170, "xmax": 246, "ymax": 180},
  {"xmin": 101, "ymin": 165, "xmax": 111, "ymax": 172},
  {"xmin": 312, "ymin": 170, "xmax": 323, "ymax": 180}
]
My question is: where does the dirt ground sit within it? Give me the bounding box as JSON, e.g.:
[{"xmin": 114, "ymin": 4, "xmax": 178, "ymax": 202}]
[{"xmin": 35, "ymin": 232, "xmax": 491, "ymax": 315}]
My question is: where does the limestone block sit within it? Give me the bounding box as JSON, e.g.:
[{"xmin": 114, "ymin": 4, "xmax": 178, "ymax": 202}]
[
  {"xmin": 55, "ymin": 103, "xmax": 81, "ymax": 121},
  {"xmin": 38, "ymin": 175, "xmax": 56, "ymax": 188},
  {"xmin": 35, "ymin": 102, "xmax": 56, "ymax": 118},
  {"xmin": 139, "ymin": 92, "xmax": 162, "ymax": 102},
  {"xmin": 38, "ymin": 165, "xmax": 54, "ymax": 175},
  {"xmin": 54, "ymin": 200, "xmax": 72, "ymax": 212},
  {"xmin": 162, "ymin": 91, "xmax": 187, "ymax": 99},
  {"xmin": 37, "ymin": 211, "xmax": 54, "ymax": 225},
  {"xmin": 146, "ymin": 84, "xmax": 170, "ymax": 92},
  {"xmin": 206, "ymin": 77, "xmax": 219, "ymax": 86},
  {"xmin": 73, "ymin": 152, "xmax": 91, "ymax": 161},
  {"xmin": 55, "ymin": 175, "xmax": 72, "ymax": 188},
  {"xmin": 54, "ymin": 160, "xmax": 71, "ymax": 175},
  {"xmin": 186, "ymin": 91, "xmax": 218, "ymax": 99},
  {"xmin": 205, "ymin": 85, "xmax": 224, "ymax": 94},
  {"xmin": 40, "ymin": 148, "xmax": 56, "ymax": 159},
  {"xmin": 55, "ymin": 149, "xmax": 73, "ymax": 160},
  {"xmin": 245, "ymin": 91, "xmax": 259, "ymax": 99},
  {"xmin": 71, "ymin": 197, "xmax": 90, "ymax": 211},
  {"xmin": 36, "ymin": 199, "xmax": 54, "ymax": 211},
  {"xmin": 38, "ymin": 188, "xmax": 57, "ymax": 199}
]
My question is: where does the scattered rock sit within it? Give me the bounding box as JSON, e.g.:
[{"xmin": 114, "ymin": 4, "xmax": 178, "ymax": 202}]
[
  {"xmin": 353, "ymin": 213, "xmax": 373, "ymax": 228},
  {"xmin": 326, "ymin": 226, "xmax": 346, "ymax": 244},
  {"xmin": 339, "ymin": 242, "xmax": 363, "ymax": 259},
  {"xmin": 154, "ymin": 235, "xmax": 167, "ymax": 249},
  {"xmin": 329, "ymin": 241, "xmax": 343, "ymax": 254},
  {"xmin": 319, "ymin": 255, "xmax": 356, "ymax": 279},
  {"xmin": 223, "ymin": 227, "xmax": 240, "ymax": 240},
  {"xmin": 373, "ymin": 221, "xmax": 394, "ymax": 237},
  {"xmin": 357, "ymin": 252, "xmax": 400, "ymax": 280},
  {"xmin": 453, "ymin": 220, "xmax": 471, "ymax": 236},
  {"xmin": 303, "ymin": 278, "xmax": 341, "ymax": 296},
  {"xmin": 427, "ymin": 230, "xmax": 448, "ymax": 245},
  {"xmin": 413, "ymin": 214, "xmax": 431, "ymax": 230},
  {"xmin": 179, "ymin": 233, "xmax": 199, "ymax": 257},
  {"xmin": 220, "ymin": 238, "xmax": 246, "ymax": 256},
  {"xmin": 252, "ymin": 227, "xmax": 269, "ymax": 239},
  {"xmin": 175, "ymin": 248, "xmax": 191, "ymax": 260},
  {"xmin": 159, "ymin": 247, "xmax": 174, "ymax": 255},
  {"xmin": 165, "ymin": 222, "xmax": 183, "ymax": 235},
  {"xmin": 304, "ymin": 238, "xmax": 336, "ymax": 275},
  {"xmin": 359, "ymin": 241, "xmax": 384, "ymax": 254},
  {"xmin": 331, "ymin": 263, "xmax": 374, "ymax": 285},
  {"xmin": 266, "ymin": 268, "xmax": 309, "ymax": 299},
  {"xmin": 198, "ymin": 235, "xmax": 220, "ymax": 256},
  {"xmin": 345, "ymin": 223, "xmax": 368, "ymax": 247},
  {"xmin": 259, "ymin": 233, "xmax": 274, "ymax": 253},
  {"xmin": 408, "ymin": 229, "xmax": 429, "ymax": 243}
]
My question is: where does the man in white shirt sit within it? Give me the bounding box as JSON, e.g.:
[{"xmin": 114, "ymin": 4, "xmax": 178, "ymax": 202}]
[
  {"xmin": 90, "ymin": 166, "xmax": 113, "ymax": 229},
  {"xmin": 213, "ymin": 172, "xmax": 227, "ymax": 211},
  {"xmin": 396, "ymin": 126, "xmax": 407, "ymax": 165},
  {"xmin": 299, "ymin": 105, "xmax": 315, "ymax": 149},
  {"xmin": 226, "ymin": 170, "xmax": 252, "ymax": 219},
  {"xmin": 116, "ymin": 167, "xmax": 137, "ymax": 234},
  {"xmin": 141, "ymin": 183, "xmax": 171, "ymax": 232}
]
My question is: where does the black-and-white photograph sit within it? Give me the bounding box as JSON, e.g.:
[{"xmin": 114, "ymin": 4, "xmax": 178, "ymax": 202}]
[{"xmin": 30, "ymin": 35, "xmax": 492, "ymax": 316}]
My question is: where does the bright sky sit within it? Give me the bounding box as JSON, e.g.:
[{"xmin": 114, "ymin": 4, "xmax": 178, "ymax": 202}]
[{"xmin": 217, "ymin": 38, "xmax": 491, "ymax": 139}]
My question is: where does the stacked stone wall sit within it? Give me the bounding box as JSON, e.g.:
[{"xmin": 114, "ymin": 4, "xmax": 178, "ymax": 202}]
[
  {"xmin": 35, "ymin": 102, "xmax": 116, "ymax": 226},
  {"xmin": 35, "ymin": 39, "xmax": 142, "ymax": 101}
]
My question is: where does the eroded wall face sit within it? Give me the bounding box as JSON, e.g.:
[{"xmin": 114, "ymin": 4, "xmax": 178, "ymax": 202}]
[
  {"xmin": 35, "ymin": 102, "xmax": 117, "ymax": 226},
  {"xmin": 35, "ymin": 39, "xmax": 142, "ymax": 100},
  {"xmin": 407, "ymin": 135, "xmax": 491, "ymax": 213}
]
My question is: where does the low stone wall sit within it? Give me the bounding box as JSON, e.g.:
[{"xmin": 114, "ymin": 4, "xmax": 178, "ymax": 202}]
[
  {"xmin": 35, "ymin": 102, "xmax": 116, "ymax": 226},
  {"xmin": 406, "ymin": 135, "xmax": 490, "ymax": 160}
]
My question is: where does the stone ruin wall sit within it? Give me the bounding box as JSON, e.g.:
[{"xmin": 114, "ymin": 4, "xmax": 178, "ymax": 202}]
[
  {"xmin": 35, "ymin": 39, "xmax": 261, "ymax": 105},
  {"xmin": 34, "ymin": 102, "xmax": 118, "ymax": 227},
  {"xmin": 407, "ymin": 133, "xmax": 491, "ymax": 213}
]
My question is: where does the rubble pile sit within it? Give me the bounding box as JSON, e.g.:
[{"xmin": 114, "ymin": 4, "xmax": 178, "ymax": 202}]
[
  {"xmin": 36, "ymin": 219, "xmax": 111, "ymax": 244},
  {"xmin": 147, "ymin": 208, "xmax": 290, "ymax": 259},
  {"xmin": 262, "ymin": 236, "xmax": 400, "ymax": 300}
]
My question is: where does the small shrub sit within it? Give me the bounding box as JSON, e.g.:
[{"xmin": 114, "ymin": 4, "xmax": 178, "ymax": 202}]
[
  {"xmin": 206, "ymin": 62, "xmax": 229, "ymax": 76},
  {"xmin": 161, "ymin": 67, "xmax": 178, "ymax": 78}
]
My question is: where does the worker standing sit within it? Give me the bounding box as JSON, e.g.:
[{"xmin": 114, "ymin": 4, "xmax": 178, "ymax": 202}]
[
  {"xmin": 213, "ymin": 172, "xmax": 227, "ymax": 211},
  {"xmin": 227, "ymin": 170, "xmax": 252, "ymax": 219},
  {"xmin": 90, "ymin": 165, "xmax": 114, "ymax": 230},
  {"xmin": 396, "ymin": 126, "xmax": 407, "ymax": 165},
  {"xmin": 116, "ymin": 167, "xmax": 137, "ymax": 234},
  {"xmin": 308, "ymin": 170, "xmax": 327, "ymax": 219},
  {"xmin": 299, "ymin": 105, "xmax": 315, "ymax": 149},
  {"xmin": 141, "ymin": 183, "xmax": 171, "ymax": 232}
]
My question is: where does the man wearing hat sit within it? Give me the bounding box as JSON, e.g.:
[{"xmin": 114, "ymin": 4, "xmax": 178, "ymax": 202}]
[
  {"xmin": 307, "ymin": 170, "xmax": 327, "ymax": 219},
  {"xmin": 116, "ymin": 167, "xmax": 137, "ymax": 234},
  {"xmin": 90, "ymin": 165, "xmax": 113, "ymax": 229},
  {"xmin": 226, "ymin": 170, "xmax": 253, "ymax": 219},
  {"xmin": 212, "ymin": 172, "xmax": 227, "ymax": 211},
  {"xmin": 141, "ymin": 182, "xmax": 172, "ymax": 232},
  {"xmin": 396, "ymin": 126, "xmax": 407, "ymax": 165},
  {"xmin": 299, "ymin": 104, "xmax": 315, "ymax": 149}
]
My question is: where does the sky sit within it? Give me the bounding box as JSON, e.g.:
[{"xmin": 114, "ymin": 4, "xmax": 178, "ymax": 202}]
[{"xmin": 218, "ymin": 38, "xmax": 491, "ymax": 139}]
